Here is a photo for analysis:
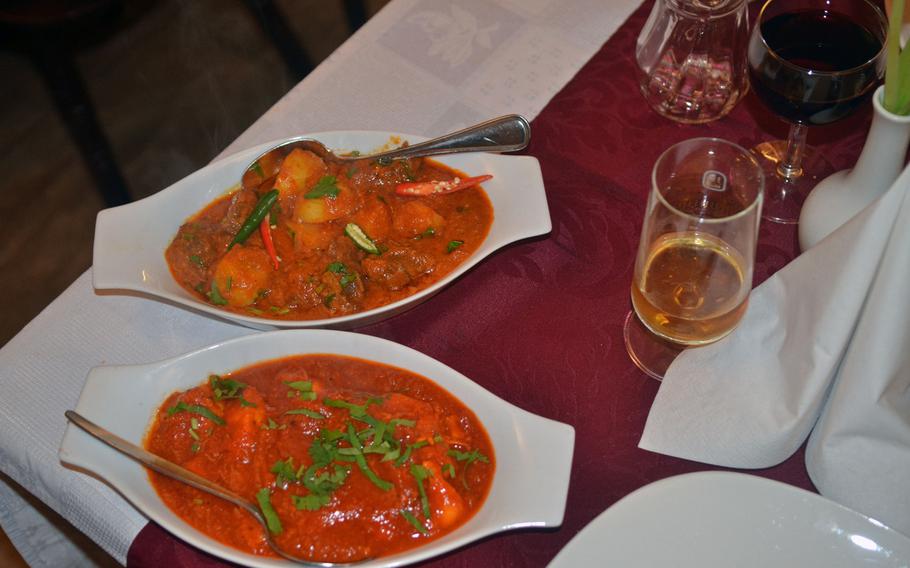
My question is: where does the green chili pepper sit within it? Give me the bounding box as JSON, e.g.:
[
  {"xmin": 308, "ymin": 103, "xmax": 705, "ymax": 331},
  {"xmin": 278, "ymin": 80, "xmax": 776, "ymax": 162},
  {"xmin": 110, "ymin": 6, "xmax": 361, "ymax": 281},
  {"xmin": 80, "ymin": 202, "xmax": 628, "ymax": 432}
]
[{"xmin": 228, "ymin": 190, "xmax": 279, "ymax": 250}]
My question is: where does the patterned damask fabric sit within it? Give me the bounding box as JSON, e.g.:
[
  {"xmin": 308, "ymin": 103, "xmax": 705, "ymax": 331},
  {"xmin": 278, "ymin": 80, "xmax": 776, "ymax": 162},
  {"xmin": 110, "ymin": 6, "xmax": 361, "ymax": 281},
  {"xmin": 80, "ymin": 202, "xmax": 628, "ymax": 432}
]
[{"xmin": 129, "ymin": 2, "xmax": 873, "ymax": 567}]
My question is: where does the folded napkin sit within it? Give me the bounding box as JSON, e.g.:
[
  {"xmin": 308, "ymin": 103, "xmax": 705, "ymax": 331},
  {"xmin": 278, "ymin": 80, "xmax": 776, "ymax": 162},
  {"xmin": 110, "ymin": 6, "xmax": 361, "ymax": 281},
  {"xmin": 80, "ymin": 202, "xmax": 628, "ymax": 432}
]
[{"xmin": 639, "ymin": 165, "xmax": 910, "ymax": 536}]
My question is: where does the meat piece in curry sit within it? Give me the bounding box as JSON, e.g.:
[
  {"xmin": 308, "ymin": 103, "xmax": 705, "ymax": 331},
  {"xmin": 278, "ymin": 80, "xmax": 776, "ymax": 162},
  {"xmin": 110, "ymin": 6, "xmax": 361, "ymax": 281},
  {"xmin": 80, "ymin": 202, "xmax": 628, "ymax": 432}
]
[
  {"xmin": 145, "ymin": 355, "xmax": 495, "ymax": 562},
  {"xmin": 165, "ymin": 149, "xmax": 493, "ymax": 320}
]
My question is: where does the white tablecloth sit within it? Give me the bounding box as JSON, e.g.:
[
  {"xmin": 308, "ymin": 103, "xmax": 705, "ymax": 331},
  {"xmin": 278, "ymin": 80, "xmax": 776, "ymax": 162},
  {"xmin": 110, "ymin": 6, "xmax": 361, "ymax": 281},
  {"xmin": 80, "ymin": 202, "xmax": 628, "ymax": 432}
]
[{"xmin": 0, "ymin": 0, "xmax": 642, "ymax": 565}]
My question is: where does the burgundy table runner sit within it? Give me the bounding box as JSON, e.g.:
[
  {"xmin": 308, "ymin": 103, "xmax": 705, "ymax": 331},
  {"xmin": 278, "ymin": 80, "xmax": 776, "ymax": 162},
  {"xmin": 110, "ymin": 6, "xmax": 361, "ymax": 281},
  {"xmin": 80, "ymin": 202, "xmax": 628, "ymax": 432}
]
[{"xmin": 128, "ymin": 2, "xmax": 873, "ymax": 566}]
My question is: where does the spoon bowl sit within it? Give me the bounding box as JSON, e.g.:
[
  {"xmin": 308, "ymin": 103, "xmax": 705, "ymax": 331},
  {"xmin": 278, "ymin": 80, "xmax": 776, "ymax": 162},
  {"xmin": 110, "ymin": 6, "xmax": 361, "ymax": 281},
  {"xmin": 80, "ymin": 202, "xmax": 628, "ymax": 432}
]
[{"xmin": 241, "ymin": 114, "xmax": 530, "ymax": 190}]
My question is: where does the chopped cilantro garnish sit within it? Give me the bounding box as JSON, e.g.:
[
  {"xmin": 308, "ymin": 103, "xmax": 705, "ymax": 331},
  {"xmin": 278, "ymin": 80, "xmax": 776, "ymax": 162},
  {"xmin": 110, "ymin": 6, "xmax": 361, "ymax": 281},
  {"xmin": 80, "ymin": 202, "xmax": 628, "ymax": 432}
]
[
  {"xmin": 304, "ymin": 176, "xmax": 340, "ymax": 199},
  {"xmin": 271, "ymin": 457, "xmax": 301, "ymax": 486},
  {"xmin": 323, "ymin": 293, "xmax": 335, "ymax": 307},
  {"xmin": 446, "ymin": 240, "xmax": 464, "ymax": 253},
  {"xmin": 262, "ymin": 417, "xmax": 284, "ymax": 430},
  {"xmin": 326, "ymin": 261, "xmax": 347, "ymax": 274},
  {"xmin": 209, "ymin": 375, "xmax": 245, "ymax": 400},
  {"xmin": 448, "ymin": 448, "xmax": 489, "ymax": 465},
  {"xmin": 447, "ymin": 448, "xmax": 489, "ymax": 488},
  {"xmin": 324, "ymin": 397, "xmax": 381, "ymax": 418},
  {"xmin": 189, "ymin": 254, "xmax": 204, "ymax": 267},
  {"xmin": 292, "ymin": 493, "xmax": 331, "ymax": 511},
  {"xmin": 207, "ymin": 281, "xmax": 228, "ymax": 305},
  {"xmin": 285, "ymin": 408, "xmax": 326, "ymax": 420},
  {"xmin": 166, "ymin": 401, "xmax": 225, "ymax": 426},
  {"xmin": 417, "ymin": 227, "xmax": 436, "ymax": 239},
  {"xmin": 410, "ymin": 463, "xmax": 433, "ymax": 517},
  {"xmin": 339, "ymin": 272, "xmax": 358, "ymax": 288},
  {"xmin": 443, "ymin": 463, "xmax": 456, "ymax": 478},
  {"xmin": 400, "ymin": 510, "xmax": 429, "ymax": 535},
  {"xmin": 285, "ymin": 380, "xmax": 317, "ymax": 401},
  {"xmin": 345, "ymin": 423, "xmax": 392, "ymax": 491},
  {"xmin": 251, "ymin": 161, "xmax": 264, "ymax": 177},
  {"xmin": 394, "ymin": 440, "xmax": 429, "ymax": 467},
  {"xmin": 255, "ymin": 488, "xmax": 283, "ymax": 534}
]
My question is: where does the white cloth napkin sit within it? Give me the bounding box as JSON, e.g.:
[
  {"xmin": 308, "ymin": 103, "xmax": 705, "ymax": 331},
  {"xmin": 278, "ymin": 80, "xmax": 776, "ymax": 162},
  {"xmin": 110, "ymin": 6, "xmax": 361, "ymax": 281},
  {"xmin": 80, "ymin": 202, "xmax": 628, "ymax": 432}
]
[{"xmin": 639, "ymin": 165, "xmax": 910, "ymax": 536}]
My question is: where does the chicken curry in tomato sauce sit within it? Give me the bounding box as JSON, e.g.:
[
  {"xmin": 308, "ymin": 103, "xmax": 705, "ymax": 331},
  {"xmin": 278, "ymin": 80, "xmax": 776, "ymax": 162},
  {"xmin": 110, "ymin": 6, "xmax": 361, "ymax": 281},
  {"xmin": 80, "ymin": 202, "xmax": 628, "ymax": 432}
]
[
  {"xmin": 145, "ymin": 355, "xmax": 495, "ymax": 562},
  {"xmin": 165, "ymin": 146, "xmax": 494, "ymax": 321}
]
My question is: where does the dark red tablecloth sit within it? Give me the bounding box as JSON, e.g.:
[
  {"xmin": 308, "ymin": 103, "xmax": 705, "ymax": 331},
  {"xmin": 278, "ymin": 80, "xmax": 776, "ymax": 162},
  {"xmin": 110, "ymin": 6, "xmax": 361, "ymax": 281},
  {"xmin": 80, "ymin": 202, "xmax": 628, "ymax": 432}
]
[{"xmin": 128, "ymin": 2, "xmax": 873, "ymax": 566}]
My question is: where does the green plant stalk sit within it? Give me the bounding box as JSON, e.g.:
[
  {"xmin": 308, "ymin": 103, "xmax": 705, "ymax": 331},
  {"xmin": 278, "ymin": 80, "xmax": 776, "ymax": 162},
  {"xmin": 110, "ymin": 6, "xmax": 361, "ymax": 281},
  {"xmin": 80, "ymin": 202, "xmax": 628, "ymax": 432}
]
[
  {"xmin": 896, "ymin": 34, "xmax": 910, "ymax": 114},
  {"xmin": 885, "ymin": 0, "xmax": 905, "ymax": 113}
]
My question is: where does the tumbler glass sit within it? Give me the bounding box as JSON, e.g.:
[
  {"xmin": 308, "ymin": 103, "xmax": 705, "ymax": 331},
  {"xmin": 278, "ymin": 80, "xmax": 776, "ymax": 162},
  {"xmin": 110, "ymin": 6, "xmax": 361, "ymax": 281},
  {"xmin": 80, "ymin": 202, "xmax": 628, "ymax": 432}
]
[{"xmin": 636, "ymin": 0, "xmax": 750, "ymax": 124}]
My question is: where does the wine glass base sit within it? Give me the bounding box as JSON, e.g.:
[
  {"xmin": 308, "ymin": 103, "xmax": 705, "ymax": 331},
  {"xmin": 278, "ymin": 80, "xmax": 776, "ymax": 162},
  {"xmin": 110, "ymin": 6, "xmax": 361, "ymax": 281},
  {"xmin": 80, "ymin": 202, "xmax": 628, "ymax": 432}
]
[
  {"xmin": 623, "ymin": 311, "xmax": 685, "ymax": 381},
  {"xmin": 752, "ymin": 140, "xmax": 835, "ymax": 224}
]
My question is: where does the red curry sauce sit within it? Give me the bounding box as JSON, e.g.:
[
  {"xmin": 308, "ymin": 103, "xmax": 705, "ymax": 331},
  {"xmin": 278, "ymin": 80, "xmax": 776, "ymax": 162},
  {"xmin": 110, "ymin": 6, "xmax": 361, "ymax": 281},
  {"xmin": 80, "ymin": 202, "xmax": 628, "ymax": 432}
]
[
  {"xmin": 165, "ymin": 150, "xmax": 493, "ymax": 321},
  {"xmin": 145, "ymin": 355, "xmax": 495, "ymax": 562}
]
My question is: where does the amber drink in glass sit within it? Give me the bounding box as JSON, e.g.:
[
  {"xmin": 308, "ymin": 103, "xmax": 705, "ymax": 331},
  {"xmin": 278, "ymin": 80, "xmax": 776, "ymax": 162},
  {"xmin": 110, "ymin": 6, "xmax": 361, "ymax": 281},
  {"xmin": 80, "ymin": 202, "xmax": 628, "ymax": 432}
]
[{"xmin": 625, "ymin": 138, "xmax": 763, "ymax": 379}]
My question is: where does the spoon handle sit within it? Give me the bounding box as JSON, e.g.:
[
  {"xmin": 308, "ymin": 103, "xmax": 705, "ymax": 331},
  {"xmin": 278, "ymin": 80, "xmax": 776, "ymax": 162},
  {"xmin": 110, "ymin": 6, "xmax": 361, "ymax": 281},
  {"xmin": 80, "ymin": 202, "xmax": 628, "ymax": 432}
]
[
  {"xmin": 64, "ymin": 410, "xmax": 260, "ymax": 518},
  {"xmin": 372, "ymin": 114, "xmax": 531, "ymax": 163}
]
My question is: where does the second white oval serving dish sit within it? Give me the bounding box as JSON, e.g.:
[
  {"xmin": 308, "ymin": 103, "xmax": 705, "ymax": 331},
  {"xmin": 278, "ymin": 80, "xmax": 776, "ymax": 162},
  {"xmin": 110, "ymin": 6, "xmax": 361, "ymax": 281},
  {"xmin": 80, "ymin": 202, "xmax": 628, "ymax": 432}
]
[{"xmin": 59, "ymin": 329, "xmax": 575, "ymax": 568}]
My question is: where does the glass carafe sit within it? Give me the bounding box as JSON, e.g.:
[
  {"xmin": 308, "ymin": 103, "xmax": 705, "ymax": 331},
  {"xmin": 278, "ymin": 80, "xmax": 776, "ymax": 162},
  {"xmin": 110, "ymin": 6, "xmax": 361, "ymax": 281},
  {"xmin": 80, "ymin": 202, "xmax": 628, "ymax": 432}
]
[{"xmin": 636, "ymin": 0, "xmax": 749, "ymax": 124}]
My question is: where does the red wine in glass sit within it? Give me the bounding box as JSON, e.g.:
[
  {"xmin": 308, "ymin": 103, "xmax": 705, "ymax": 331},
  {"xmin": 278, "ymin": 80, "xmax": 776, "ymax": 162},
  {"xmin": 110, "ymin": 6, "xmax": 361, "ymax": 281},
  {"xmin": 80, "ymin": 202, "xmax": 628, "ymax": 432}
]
[{"xmin": 746, "ymin": 0, "xmax": 886, "ymax": 224}]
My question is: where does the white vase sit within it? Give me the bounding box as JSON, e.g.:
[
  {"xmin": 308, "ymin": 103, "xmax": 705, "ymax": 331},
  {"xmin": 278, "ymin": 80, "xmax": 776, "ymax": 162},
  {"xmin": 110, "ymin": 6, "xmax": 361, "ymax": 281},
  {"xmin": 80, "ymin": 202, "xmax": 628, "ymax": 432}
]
[{"xmin": 799, "ymin": 85, "xmax": 910, "ymax": 251}]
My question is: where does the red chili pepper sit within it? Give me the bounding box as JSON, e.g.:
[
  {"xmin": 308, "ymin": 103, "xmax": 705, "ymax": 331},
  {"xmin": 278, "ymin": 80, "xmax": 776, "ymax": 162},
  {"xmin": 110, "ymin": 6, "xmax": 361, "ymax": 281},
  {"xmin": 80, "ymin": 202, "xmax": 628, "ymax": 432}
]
[
  {"xmin": 260, "ymin": 213, "xmax": 280, "ymax": 270},
  {"xmin": 395, "ymin": 174, "xmax": 493, "ymax": 196}
]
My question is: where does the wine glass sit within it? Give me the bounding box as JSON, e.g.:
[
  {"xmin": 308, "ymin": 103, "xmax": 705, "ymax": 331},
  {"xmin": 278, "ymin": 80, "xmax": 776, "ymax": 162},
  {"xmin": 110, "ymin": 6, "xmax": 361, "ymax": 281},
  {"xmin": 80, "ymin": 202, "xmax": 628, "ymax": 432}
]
[
  {"xmin": 624, "ymin": 138, "xmax": 764, "ymax": 380},
  {"xmin": 748, "ymin": 0, "xmax": 886, "ymax": 224}
]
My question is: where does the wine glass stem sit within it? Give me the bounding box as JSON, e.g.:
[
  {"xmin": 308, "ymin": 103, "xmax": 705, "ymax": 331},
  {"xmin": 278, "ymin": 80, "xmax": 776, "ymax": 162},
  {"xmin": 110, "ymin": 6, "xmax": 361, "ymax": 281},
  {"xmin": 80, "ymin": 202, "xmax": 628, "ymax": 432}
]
[{"xmin": 777, "ymin": 122, "xmax": 807, "ymax": 180}]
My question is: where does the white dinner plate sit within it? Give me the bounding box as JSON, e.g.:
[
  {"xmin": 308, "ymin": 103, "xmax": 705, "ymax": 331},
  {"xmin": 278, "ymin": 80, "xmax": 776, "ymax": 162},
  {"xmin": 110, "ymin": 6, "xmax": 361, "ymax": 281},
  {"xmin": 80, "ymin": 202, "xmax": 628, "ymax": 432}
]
[
  {"xmin": 548, "ymin": 471, "xmax": 910, "ymax": 568},
  {"xmin": 59, "ymin": 329, "xmax": 575, "ymax": 568},
  {"xmin": 92, "ymin": 131, "xmax": 550, "ymax": 330}
]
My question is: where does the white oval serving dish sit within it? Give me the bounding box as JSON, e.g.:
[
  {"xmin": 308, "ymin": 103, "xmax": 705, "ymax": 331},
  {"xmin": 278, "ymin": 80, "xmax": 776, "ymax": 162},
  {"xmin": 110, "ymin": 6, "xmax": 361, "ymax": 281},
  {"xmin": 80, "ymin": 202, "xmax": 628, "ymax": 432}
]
[
  {"xmin": 92, "ymin": 131, "xmax": 551, "ymax": 329},
  {"xmin": 59, "ymin": 329, "xmax": 575, "ymax": 568}
]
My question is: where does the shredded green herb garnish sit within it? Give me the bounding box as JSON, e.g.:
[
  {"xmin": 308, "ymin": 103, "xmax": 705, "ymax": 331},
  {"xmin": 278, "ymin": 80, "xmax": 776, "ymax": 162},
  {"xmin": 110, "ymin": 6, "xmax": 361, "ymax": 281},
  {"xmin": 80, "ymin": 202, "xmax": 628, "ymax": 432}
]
[
  {"xmin": 345, "ymin": 423, "xmax": 392, "ymax": 491},
  {"xmin": 207, "ymin": 281, "xmax": 228, "ymax": 305},
  {"xmin": 255, "ymin": 488, "xmax": 283, "ymax": 534},
  {"xmin": 339, "ymin": 272, "xmax": 358, "ymax": 288},
  {"xmin": 209, "ymin": 375, "xmax": 245, "ymax": 400},
  {"xmin": 292, "ymin": 493, "xmax": 331, "ymax": 511},
  {"xmin": 262, "ymin": 417, "xmax": 285, "ymax": 430},
  {"xmin": 324, "ymin": 397, "xmax": 381, "ymax": 418},
  {"xmin": 189, "ymin": 254, "xmax": 204, "ymax": 267},
  {"xmin": 418, "ymin": 227, "xmax": 436, "ymax": 239},
  {"xmin": 323, "ymin": 293, "xmax": 335, "ymax": 307},
  {"xmin": 443, "ymin": 463, "xmax": 456, "ymax": 478},
  {"xmin": 285, "ymin": 380, "xmax": 317, "ymax": 401},
  {"xmin": 410, "ymin": 463, "xmax": 433, "ymax": 517},
  {"xmin": 447, "ymin": 448, "xmax": 489, "ymax": 488},
  {"xmin": 304, "ymin": 176, "xmax": 340, "ymax": 199},
  {"xmin": 326, "ymin": 261, "xmax": 347, "ymax": 274},
  {"xmin": 446, "ymin": 240, "xmax": 464, "ymax": 253},
  {"xmin": 285, "ymin": 408, "xmax": 326, "ymax": 420},
  {"xmin": 271, "ymin": 457, "xmax": 302, "ymax": 486},
  {"xmin": 166, "ymin": 401, "xmax": 225, "ymax": 426},
  {"xmin": 251, "ymin": 161, "xmax": 264, "ymax": 177},
  {"xmin": 400, "ymin": 510, "xmax": 429, "ymax": 535},
  {"xmin": 394, "ymin": 440, "xmax": 429, "ymax": 467}
]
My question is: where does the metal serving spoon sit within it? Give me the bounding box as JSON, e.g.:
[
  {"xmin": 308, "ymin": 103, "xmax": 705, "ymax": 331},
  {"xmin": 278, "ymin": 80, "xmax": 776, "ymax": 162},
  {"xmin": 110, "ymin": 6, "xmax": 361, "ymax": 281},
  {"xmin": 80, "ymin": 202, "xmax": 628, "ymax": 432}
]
[
  {"xmin": 64, "ymin": 410, "xmax": 364, "ymax": 567},
  {"xmin": 242, "ymin": 114, "xmax": 531, "ymax": 187}
]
